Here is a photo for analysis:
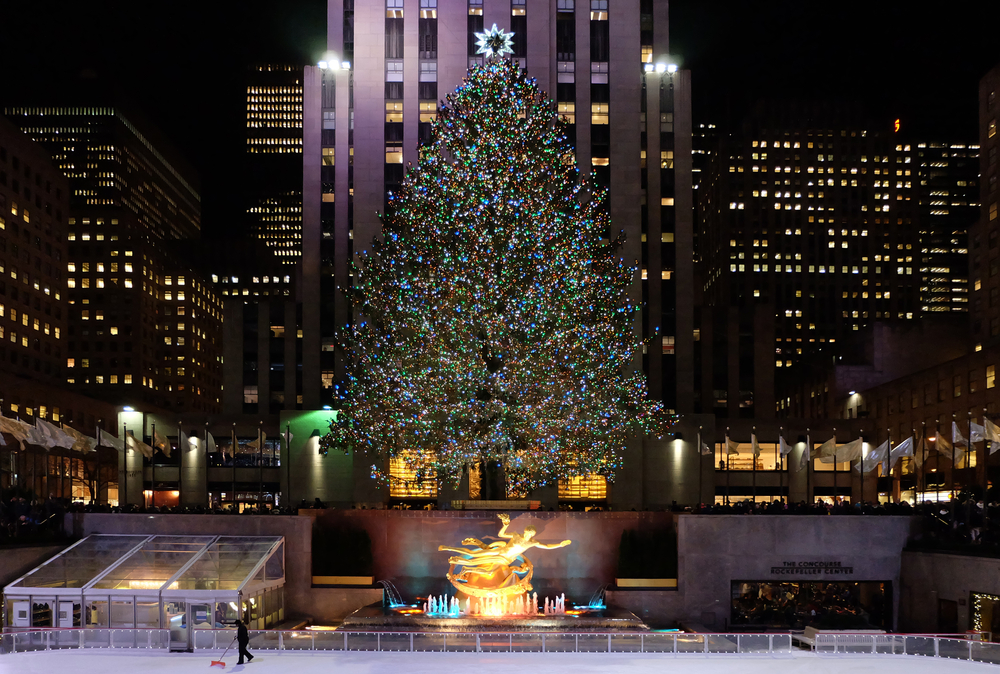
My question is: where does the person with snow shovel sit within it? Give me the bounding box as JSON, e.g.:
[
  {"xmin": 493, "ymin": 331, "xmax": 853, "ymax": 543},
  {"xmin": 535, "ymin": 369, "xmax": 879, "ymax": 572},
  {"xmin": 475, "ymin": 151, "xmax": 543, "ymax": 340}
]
[{"xmin": 236, "ymin": 619, "xmax": 254, "ymax": 664}]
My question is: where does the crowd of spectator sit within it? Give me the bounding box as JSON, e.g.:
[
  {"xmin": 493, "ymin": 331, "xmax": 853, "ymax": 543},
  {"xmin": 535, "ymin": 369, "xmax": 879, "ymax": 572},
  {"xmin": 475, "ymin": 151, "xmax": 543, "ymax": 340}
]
[
  {"xmin": 691, "ymin": 498, "xmax": 916, "ymax": 516},
  {"xmin": 1, "ymin": 495, "xmax": 69, "ymax": 545}
]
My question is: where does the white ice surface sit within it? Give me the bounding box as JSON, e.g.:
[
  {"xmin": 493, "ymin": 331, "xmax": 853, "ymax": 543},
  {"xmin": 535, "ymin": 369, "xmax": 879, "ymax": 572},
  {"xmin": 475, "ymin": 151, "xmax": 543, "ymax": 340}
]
[{"xmin": 1, "ymin": 650, "xmax": 997, "ymax": 674}]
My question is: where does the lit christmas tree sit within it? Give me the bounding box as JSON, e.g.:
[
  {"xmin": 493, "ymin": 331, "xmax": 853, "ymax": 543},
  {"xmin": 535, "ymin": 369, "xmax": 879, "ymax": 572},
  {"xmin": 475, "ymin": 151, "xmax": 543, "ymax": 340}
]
[{"xmin": 322, "ymin": 56, "xmax": 669, "ymax": 496}]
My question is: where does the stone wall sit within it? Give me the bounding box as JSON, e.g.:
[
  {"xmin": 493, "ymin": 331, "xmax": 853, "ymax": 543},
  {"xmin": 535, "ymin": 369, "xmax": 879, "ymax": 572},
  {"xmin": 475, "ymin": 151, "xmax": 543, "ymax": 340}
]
[
  {"xmin": 311, "ymin": 509, "xmax": 676, "ymax": 601},
  {"xmin": 0, "ymin": 544, "xmax": 70, "ymax": 588},
  {"xmin": 676, "ymin": 515, "xmax": 919, "ymax": 629},
  {"xmin": 899, "ymin": 550, "xmax": 1000, "ymax": 634}
]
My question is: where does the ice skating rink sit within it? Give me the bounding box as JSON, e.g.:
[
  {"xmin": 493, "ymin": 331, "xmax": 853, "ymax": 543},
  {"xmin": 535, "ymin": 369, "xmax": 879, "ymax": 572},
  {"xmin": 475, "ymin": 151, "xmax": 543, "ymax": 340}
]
[{"xmin": 1, "ymin": 650, "xmax": 997, "ymax": 674}]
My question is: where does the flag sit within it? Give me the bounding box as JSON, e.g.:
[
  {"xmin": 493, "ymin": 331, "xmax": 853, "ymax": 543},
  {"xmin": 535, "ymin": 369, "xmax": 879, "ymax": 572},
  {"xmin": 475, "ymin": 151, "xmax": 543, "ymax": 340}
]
[
  {"xmin": 914, "ymin": 434, "xmax": 926, "ymax": 469},
  {"xmin": 230, "ymin": 429, "xmax": 239, "ymax": 457},
  {"xmin": 0, "ymin": 415, "xmax": 30, "ymax": 446},
  {"xmin": 935, "ymin": 431, "xmax": 965, "ymax": 462},
  {"xmin": 700, "ymin": 439, "xmax": 713, "ymax": 456},
  {"xmin": 819, "ymin": 438, "xmax": 862, "ymax": 463},
  {"xmin": 180, "ymin": 430, "xmax": 197, "ymax": 453},
  {"xmin": 725, "ymin": 436, "xmax": 739, "ymax": 455},
  {"xmin": 797, "ymin": 435, "xmax": 811, "ymax": 472},
  {"xmin": 37, "ymin": 419, "xmax": 76, "ymax": 450},
  {"xmin": 984, "ymin": 418, "xmax": 1000, "ymax": 455},
  {"xmin": 98, "ymin": 428, "xmax": 125, "ymax": 451},
  {"xmin": 889, "ymin": 437, "xmax": 913, "ymax": 471},
  {"xmin": 751, "ymin": 433, "xmax": 761, "ymax": 457},
  {"xmin": 248, "ymin": 432, "xmax": 267, "ymax": 450},
  {"xmin": 971, "ymin": 422, "xmax": 986, "ymax": 444},
  {"xmin": 0, "ymin": 429, "xmax": 5, "ymax": 446},
  {"xmin": 153, "ymin": 429, "xmax": 172, "ymax": 458},
  {"xmin": 856, "ymin": 439, "xmax": 889, "ymax": 473},
  {"xmin": 126, "ymin": 431, "xmax": 154, "ymax": 459},
  {"xmin": 815, "ymin": 436, "xmax": 837, "ymax": 460},
  {"xmin": 61, "ymin": 424, "xmax": 98, "ymax": 453},
  {"xmin": 23, "ymin": 421, "xmax": 49, "ymax": 448},
  {"xmin": 952, "ymin": 421, "xmax": 968, "ymax": 447},
  {"xmin": 779, "ymin": 435, "xmax": 793, "ymax": 456},
  {"xmin": 206, "ymin": 431, "xmax": 217, "ymax": 454}
]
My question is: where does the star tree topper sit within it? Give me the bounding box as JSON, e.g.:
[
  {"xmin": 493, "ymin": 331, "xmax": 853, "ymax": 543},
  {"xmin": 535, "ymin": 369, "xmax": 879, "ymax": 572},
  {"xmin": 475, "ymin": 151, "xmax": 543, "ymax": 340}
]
[{"xmin": 475, "ymin": 23, "xmax": 515, "ymax": 58}]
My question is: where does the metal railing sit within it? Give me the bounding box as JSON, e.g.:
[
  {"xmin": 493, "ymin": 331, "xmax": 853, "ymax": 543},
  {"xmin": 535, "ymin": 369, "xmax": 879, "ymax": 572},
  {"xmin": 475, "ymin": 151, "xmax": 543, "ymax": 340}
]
[
  {"xmin": 812, "ymin": 633, "xmax": 1000, "ymax": 664},
  {"xmin": 5, "ymin": 627, "xmax": 1000, "ymax": 666},
  {"xmin": 2, "ymin": 628, "xmax": 170, "ymax": 653}
]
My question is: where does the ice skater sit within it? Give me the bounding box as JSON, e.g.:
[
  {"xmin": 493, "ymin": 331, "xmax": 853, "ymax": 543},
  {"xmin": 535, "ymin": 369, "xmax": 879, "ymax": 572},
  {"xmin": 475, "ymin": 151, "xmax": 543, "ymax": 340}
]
[{"xmin": 236, "ymin": 619, "xmax": 254, "ymax": 664}]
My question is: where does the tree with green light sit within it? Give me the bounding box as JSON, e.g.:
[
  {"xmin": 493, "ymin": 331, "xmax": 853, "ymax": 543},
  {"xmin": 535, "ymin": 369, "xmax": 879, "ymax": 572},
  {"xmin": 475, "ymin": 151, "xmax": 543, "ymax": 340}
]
[{"xmin": 322, "ymin": 57, "xmax": 668, "ymax": 497}]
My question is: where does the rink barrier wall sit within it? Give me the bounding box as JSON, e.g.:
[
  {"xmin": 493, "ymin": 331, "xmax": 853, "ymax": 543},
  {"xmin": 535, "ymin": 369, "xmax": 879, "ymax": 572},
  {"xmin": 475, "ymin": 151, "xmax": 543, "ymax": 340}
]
[
  {"xmin": 1, "ymin": 628, "xmax": 169, "ymax": 653},
  {"xmin": 5, "ymin": 628, "xmax": 1000, "ymax": 664}
]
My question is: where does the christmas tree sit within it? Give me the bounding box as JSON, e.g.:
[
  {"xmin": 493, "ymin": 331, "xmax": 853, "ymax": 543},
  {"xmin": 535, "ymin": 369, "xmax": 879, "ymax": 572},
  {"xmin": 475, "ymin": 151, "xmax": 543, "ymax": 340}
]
[{"xmin": 323, "ymin": 56, "xmax": 668, "ymax": 496}]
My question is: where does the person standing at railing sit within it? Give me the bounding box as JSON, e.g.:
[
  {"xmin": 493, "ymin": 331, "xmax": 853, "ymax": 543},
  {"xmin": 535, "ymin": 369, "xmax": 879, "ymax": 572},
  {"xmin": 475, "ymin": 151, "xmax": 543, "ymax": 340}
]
[{"xmin": 236, "ymin": 619, "xmax": 253, "ymax": 664}]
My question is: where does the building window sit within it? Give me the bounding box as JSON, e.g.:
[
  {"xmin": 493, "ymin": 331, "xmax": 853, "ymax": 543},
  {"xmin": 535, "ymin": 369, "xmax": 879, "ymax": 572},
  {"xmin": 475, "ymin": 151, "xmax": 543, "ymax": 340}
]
[
  {"xmin": 558, "ymin": 474, "xmax": 607, "ymax": 500},
  {"xmin": 390, "ymin": 450, "xmax": 438, "ymax": 498},
  {"xmin": 989, "ymin": 365, "xmax": 996, "ymax": 389},
  {"xmin": 322, "ymin": 148, "xmax": 335, "ymax": 166}
]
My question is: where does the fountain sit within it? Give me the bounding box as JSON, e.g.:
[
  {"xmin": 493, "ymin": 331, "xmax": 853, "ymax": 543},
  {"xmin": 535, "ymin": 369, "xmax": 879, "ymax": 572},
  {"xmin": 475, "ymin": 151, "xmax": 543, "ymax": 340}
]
[{"xmin": 341, "ymin": 513, "xmax": 646, "ymax": 631}]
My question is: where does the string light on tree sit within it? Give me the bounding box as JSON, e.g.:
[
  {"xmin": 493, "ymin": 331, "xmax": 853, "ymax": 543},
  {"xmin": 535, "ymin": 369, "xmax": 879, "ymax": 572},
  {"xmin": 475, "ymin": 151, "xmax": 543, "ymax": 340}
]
[{"xmin": 320, "ymin": 57, "xmax": 672, "ymax": 495}]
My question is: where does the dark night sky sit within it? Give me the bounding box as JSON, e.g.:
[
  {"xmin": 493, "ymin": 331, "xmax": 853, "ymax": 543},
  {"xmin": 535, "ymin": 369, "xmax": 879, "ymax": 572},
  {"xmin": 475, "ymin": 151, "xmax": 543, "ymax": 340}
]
[{"xmin": 2, "ymin": 0, "xmax": 997, "ymax": 236}]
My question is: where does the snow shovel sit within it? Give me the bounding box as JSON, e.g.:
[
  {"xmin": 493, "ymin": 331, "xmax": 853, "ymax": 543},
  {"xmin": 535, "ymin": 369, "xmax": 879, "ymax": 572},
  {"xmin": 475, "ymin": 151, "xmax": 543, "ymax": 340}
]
[{"xmin": 211, "ymin": 638, "xmax": 236, "ymax": 667}]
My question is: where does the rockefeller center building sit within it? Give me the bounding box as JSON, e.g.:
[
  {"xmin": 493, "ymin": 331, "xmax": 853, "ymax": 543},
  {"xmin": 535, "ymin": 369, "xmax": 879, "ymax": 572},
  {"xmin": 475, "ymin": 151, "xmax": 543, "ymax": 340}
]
[{"xmin": 302, "ymin": 0, "xmax": 695, "ymax": 417}]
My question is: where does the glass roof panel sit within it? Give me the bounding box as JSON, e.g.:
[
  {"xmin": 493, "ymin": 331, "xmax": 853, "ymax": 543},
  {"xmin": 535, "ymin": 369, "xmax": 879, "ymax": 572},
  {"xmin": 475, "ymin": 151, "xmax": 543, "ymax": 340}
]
[
  {"xmin": 90, "ymin": 536, "xmax": 215, "ymax": 591},
  {"xmin": 173, "ymin": 537, "xmax": 282, "ymax": 591},
  {"xmin": 9, "ymin": 535, "xmax": 150, "ymax": 589}
]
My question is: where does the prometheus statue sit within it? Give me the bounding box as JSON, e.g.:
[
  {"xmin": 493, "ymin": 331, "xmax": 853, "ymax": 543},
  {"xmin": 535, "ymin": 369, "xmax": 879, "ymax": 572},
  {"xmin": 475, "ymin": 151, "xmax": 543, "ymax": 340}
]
[{"xmin": 439, "ymin": 513, "xmax": 571, "ymax": 598}]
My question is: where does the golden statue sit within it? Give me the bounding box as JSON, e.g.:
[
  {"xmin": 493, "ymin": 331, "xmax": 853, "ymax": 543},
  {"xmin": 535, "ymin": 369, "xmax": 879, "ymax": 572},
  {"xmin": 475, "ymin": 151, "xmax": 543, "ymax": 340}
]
[{"xmin": 439, "ymin": 513, "xmax": 571, "ymax": 598}]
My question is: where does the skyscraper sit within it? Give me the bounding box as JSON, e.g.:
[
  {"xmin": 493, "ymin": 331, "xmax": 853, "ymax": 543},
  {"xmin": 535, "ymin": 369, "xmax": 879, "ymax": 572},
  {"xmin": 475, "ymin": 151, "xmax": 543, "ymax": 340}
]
[
  {"xmin": 916, "ymin": 141, "xmax": 978, "ymax": 316},
  {"xmin": 246, "ymin": 65, "xmax": 304, "ymax": 264},
  {"xmin": 5, "ymin": 101, "xmax": 223, "ymax": 413},
  {"xmin": 302, "ymin": 0, "xmax": 693, "ymax": 414},
  {"xmin": 972, "ymin": 64, "xmax": 1000, "ymax": 347},
  {"xmin": 697, "ymin": 102, "xmax": 921, "ymax": 417}
]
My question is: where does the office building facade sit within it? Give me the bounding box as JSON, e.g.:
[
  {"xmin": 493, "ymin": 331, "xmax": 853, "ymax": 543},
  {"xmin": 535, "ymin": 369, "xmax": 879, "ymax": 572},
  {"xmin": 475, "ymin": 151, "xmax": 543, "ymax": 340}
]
[
  {"xmin": 246, "ymin": 65, "xmax": 304, "ymax": 264},
  {"xmin": 5, "ymin": 103, "xmax": 223, "ymax": 413},
  {"xmin": 697, "ymin": 102, "xmax": 922, "ymax": 418}
]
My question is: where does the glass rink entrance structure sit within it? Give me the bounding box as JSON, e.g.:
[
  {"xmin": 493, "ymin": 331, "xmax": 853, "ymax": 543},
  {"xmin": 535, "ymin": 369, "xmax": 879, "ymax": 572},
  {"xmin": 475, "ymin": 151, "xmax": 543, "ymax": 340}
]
[{"xmin": 3, "ymin": 534, "xmax": 284, "ymax": 648}]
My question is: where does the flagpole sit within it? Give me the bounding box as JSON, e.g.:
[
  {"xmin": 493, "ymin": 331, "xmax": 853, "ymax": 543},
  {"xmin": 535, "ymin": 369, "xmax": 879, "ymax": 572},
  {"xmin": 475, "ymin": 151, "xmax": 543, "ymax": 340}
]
[
  {"xmin": 807, "ymin": 428, "xmax": 812, "ymax": 505},
  {"xmin": 178, "ymin": 420, "xmax": 183, "ymax": 510},
  {"xmin": 726, "ymin": 426, "xmax": 730, "ymax": 506},
  {"xmin": 833, "ymin": 426, "xmax": 838, "ymax": 505},
  {"xmin": 150, "ymin": 422, "xmax": 157, "ymax": 509},
  {"xmin": 779, "ymin": 426, "xmax": 784, "ymax": 505},
  {"xmin": 285, "ymin": 423, "xmax": 291, "ymax": 510},
  {"xmin": 122, "ymin": 420, "xmax": 129, "ymax": 510},
  {"xmin": 985, "ymin": 407, "xmax": 991, "ymax": 532},
  {"xmin": 921, "ymin": 422, "xmax": 926, "ymax": 507},
  {"xmin": 697, "ymin": 426, "xmax": 703, "ymax": 509},
  {"xmin": 860, "ymin": 429, "xmax": 865, "ymax": 508},
  {"xmin": 258, "ymin": 421, "xmax": 264, "ymax": 512},
  {"xmin": 951, "ymin": 414, "xmax": 957, "ymax": 520},
  {"xmin": 888, "ymin": 427, "xmax": 894, "ymax": 503},
  {"xmin": 232, "ymin": 422, "xmax": 237, "ymax": 511},
  {"xmin": 752, "ymin": 426, "xmax": 757, "ymax": 506}
]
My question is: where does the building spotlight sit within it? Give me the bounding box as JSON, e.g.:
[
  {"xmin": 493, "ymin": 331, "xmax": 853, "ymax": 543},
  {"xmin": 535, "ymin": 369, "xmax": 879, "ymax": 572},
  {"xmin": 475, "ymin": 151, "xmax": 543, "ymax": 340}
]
[
  {"xmin": 643, "ymin": 63, "xmax": 654, "ymax": 73},
  {"xmin": 655, "ymin": 63, "xmax": 667, "ymax": 73},
  {"xmin": 848, "ymin": 390, "xmax": 856, "ymax": 396},
  {"xmin": 123, "ymin": 406, "xmax": 135, "ymax": 412},
  {"xmin": 323, "ymin": 405, "xmax": 332, "ymax": 410},
  {"xmin": 341, "ymin": 61, "xmax": 351, "ymax": 70},
  {"xmin": 667, "ymin": 63, "xmax": 678, "ymax": 73},
  {"xmin": 318, "ymin": 61, "xmax": 329, "ymax": 70}
]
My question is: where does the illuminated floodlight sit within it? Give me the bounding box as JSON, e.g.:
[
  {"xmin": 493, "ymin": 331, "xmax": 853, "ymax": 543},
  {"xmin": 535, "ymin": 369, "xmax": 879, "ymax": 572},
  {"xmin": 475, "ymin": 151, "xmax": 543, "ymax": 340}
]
[
  {"xmin": 341, "ymin": 61, "xmax": 351, "ymax": 70},
  {"xmin": 318, "ymin": 61, "xmax": 329, "ymax": 70},
  {"xmin": 655, "ymin": 63, "xmax": 667, "ymax": 73},
  {"xmin": 123, "ymin": 406, "xmax": 135, "ymax": 412},
  {"xmin": 848, "ymin": 390, "xmax": 856, "ymax": 395},
  {"xmin": 323, "ymin": 405, "xmax": 332, "ymax": 410},
  {"xmin": 667, "ymin": 63, "xmax": 678, "ymax": 73},
  {"xmin": 643, "ymin": 64, "xmax": 654, "ymax": 73}
]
